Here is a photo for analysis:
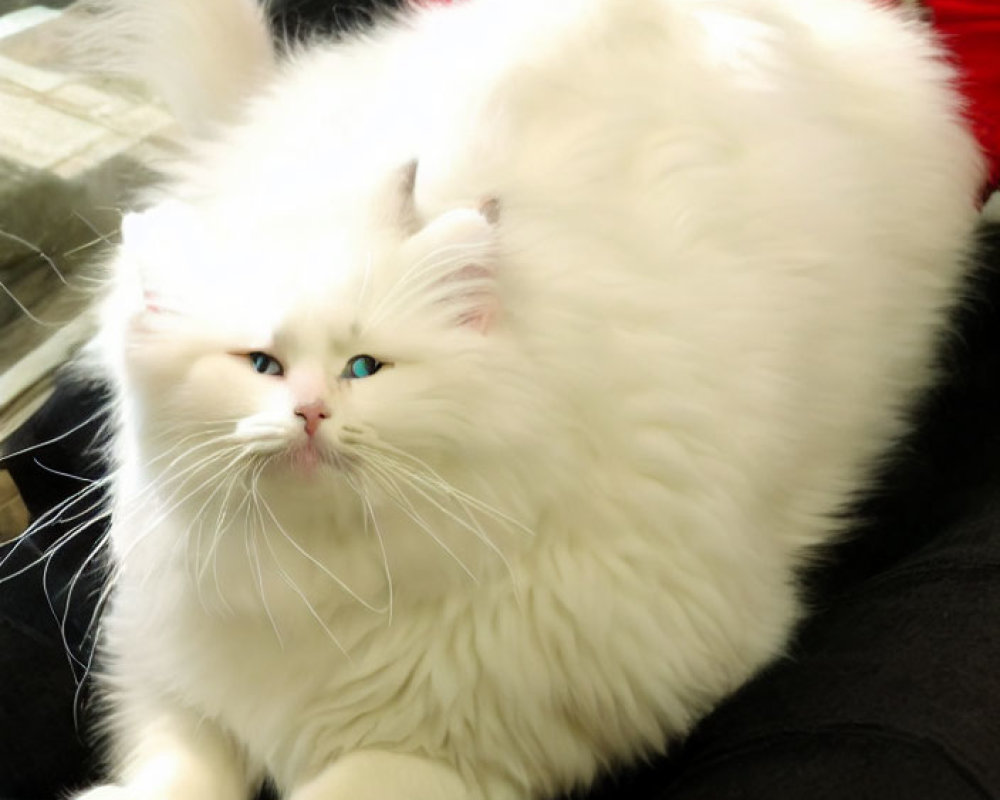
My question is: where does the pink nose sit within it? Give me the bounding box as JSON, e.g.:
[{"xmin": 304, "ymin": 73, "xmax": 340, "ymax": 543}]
[{"xmin": 294, "ymin": 400, "xmax": 330, "ymax": 437}]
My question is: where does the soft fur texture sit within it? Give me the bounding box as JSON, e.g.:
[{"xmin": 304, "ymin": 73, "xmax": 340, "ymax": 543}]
[{"xmin": 73, "ymin": 1, "xmax": 984, "ymax": 799}]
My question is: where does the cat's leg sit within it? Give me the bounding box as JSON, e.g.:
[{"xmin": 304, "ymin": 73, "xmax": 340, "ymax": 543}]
[
  {"xmin": 70, "ymin": 699, "xmax": 250, "ymax": 800},
  {"xmin": 290, "ymin": 750, "xmax": 485, "ymax": 800}
]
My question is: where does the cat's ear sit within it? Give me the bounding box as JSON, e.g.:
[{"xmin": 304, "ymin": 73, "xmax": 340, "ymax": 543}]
[
  {"xmin": 119, "ymin": 201, "xmax": 203, "ymax": 315},
  {"xmin": 60, "ymin": 0, "xmax": 275, "ymax": 135},
  {"xmin": 405, "ymin": 200, "xmax": 501, "ymax": 333},
  {"xmin": 377, "ymin": 159, "xmax": 421, "ymax": 234}
]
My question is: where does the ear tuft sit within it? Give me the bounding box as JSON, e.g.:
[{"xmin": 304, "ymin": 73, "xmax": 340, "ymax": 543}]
[
  {"xmin": 479, "ymin": 197, "xmax": 501, "ymax": 225},
  {"xmin": 398, "ymin": 159, "xmax": 421, "ymax": 233}
]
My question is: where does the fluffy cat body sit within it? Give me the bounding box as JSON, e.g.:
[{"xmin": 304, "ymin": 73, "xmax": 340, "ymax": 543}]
[{"xmin": 77, "ymin": 1, "xmax": 983, "ymax": 798}]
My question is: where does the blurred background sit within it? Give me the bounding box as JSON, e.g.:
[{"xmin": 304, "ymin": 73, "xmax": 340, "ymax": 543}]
[{"xmin": 0, "ymin": 1, "xmax": 182, "ymax": 542}]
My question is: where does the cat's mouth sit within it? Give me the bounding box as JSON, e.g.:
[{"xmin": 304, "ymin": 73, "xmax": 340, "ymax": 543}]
[{"xmin": 284, "ymin": 440, "xmax": 355, "ymax": 476}]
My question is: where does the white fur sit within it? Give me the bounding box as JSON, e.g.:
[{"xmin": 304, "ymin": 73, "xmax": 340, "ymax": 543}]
[
  {"xmin": 75, "ymin": 1, "xmax": 983, "ymax": 799},
  {"xmin": 66, "ymin": 0, "xmax": 275, "ymax": 133}
]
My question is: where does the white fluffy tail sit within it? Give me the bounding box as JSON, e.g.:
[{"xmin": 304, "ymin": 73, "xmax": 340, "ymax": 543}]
[{"xmin": 65, "ymin": 0, "xmax": 276, "ymax": 134}]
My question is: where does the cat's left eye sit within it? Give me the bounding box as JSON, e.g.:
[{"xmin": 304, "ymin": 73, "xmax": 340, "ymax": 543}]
[
  {"xmin": 342, "ymin": 354, "xmax": 384, "ymax": 380},
  {"xmin": 248, "ymin": 351, "xmax": 284, "ymax": 376}
]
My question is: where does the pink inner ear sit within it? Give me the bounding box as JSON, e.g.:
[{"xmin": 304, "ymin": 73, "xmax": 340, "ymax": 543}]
[
  {"xmin": 458, "ymin": 298, "xmax": 498, "ymax": 332},
  {"xmin": 142, "ymin": 290, "xmax": 183, "ymax": 316},
  {"xmin": 143, "ymin": 290, "xmax": 165, "ymax": 313},
  {"xmin": 446, "ymin": 262, "xmax": 497, "ymax": 332},
  {"xmin": 404, "ymin": 205, "xmax": 501, "ymax": 332}
]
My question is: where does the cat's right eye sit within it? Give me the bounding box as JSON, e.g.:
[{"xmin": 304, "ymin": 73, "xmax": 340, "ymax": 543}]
[{"xmin": 247, "ymin": 351, "xmax": 284, "ymax": 377}]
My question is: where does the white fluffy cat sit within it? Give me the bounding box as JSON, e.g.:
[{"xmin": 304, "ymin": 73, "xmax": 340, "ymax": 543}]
[{"xmin": 73, "ymin": 0, "xmax": 983, "ymax": 798}]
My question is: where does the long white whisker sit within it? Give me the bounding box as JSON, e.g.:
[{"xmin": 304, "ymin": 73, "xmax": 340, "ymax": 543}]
[
  {"xmin": 71, "ymin": 531, "xmax": 114, "ymax": 728},
  {"xmin": 31, "ymin": 458, "xmax": 95, "ymax": 484},
  {"xmin": 255, "ymin": 494, "xmax": 351, "ymax": 660},
  {"xmin": 246, "ymin": 475, "xmax": 284, "ymax": 649},
  {"xmin": 0, "ymin": 481, "xmax": 112, "ymax": 584},
  {"xmin": 1, "ymin": 406, "xmax": 109, "ymax": 461},
  {"xmin": 68, "ymin": 210, "xmax": 117, "ymax": 254},
  {"xmin": 363, "ymin": 460, "xmax": 478, "ymax": 584},
  {"xmin": 2, "ymin": 433, "xmax": 256, "ymax": 594},
  {"xmin": 185, "ymin": 455, "xmax": 254, "ymax": 611},
  {"xmin": 356, "ymin": 441, "xmax": 534, "ymax": 538},
  {"xmin": 50, "ymin": 525, "xmax": 110, "ymax": 673},
  {"xmin": 256, "ymin": 490, "xmax": 388, "ymax": 614},
  {"xmin": 375, "ymin": 454, "xmax": 514, "ymax": 576},
  {"xmin": 0, "ymin": 228, "xmax": 67, "ymax": 284},
  {"xmin": 0, "ymin": 279, "xmax": 67, "ymax": 326},
  {"xmin": 196, "ymin": 458, "xmax": 255, "ymax": 592},
  {"xmin": 150, "ymin": 430, "xmax": 246, "ymax": 476},
  {"xmin": 343, "ymin": 470, "xmax": 393, "ymax": 625}
]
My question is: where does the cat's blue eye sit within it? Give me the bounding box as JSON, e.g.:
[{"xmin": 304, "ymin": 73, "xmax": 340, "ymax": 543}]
[
  {"xmin": 343, "ymin": 354, "xmax": 383, "ymax": 380},
  {"xmin": 248, "ymin": 351, "xmax": 284, "ymax": 376}
]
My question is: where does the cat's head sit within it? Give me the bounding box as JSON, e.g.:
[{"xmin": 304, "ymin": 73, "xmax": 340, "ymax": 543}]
[{"xmin": 103, "ymin": 162, "xmax": 533, "ymax": 534}]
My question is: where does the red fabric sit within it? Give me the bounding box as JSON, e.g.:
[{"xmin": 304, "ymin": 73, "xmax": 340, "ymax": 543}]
[{"xmin": 923, "ymin": 0, "xmax": 1000, "ymax": 188}]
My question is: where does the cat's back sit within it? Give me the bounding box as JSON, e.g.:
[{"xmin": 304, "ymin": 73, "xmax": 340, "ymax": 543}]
[{"xmin": 198, "ymin": 0, "xmax": 977, "ymax": 217}]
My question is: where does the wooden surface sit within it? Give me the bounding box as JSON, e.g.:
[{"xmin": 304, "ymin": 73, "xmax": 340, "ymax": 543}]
[{"xmin": 0, "ymin": 469, "xmax": 27, "ymax": 542}]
